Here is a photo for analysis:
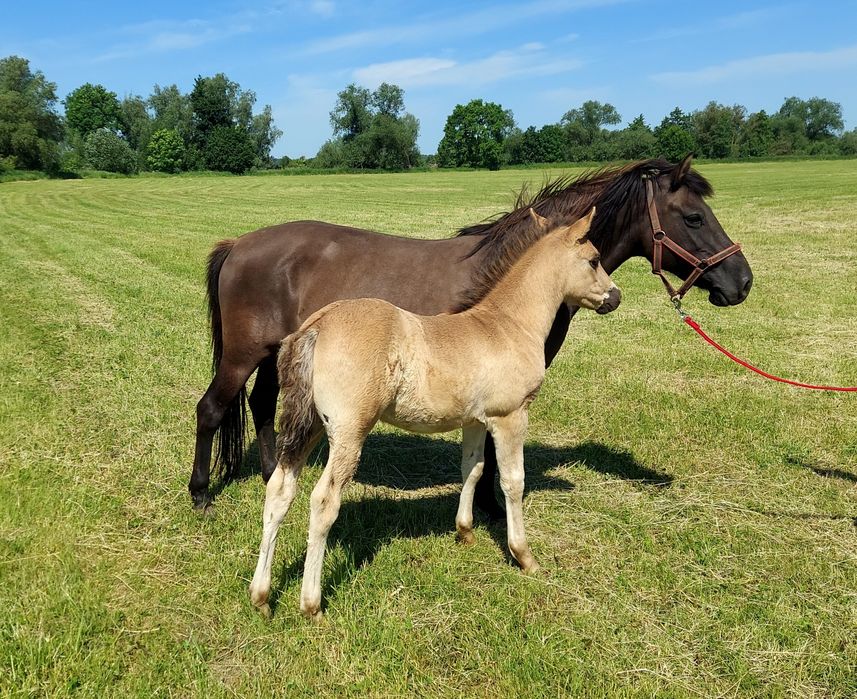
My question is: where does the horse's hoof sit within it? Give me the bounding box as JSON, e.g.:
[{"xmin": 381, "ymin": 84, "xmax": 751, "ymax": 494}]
[
  {"xmin": 191, "ymin": 493, "xmax": 214, "ymax": 513},
  {"xmin": 254, "ymin": 602, "xmax": 272, "ymax": 620},
  {"xmin": 522, "ymin": 560, "xmax": 541, "ymax": 575},
  {"xmin": 456, "ymin": 529, "xmax": 476, "ymax": 546}
]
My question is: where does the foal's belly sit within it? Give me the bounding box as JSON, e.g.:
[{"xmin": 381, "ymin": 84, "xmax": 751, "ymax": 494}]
[{"xmin": 379, "ymin": 402, "xmax": 478, "ymax": 436}]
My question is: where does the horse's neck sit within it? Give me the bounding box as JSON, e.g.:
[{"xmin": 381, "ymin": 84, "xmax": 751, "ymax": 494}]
[{"xmin": 472, "ymin": 237, "xmax": 566, "ymax": 347}]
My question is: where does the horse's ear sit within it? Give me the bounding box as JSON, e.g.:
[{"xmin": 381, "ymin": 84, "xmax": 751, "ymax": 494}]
[
  {"xmin": 529, "ymin": 208, "xmax": 549, "ymax": 230},
  {"xmin": 670, "ymin": 153, "xmax": 694, "ymax": 191}
]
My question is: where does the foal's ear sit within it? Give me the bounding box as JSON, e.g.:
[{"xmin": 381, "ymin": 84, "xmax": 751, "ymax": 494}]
[
  {"xmin": 670, "ymin": 153, "xmax": 694, "ymax": 191},
  {"xmin": 568, "ymin": 206, "xmax": 595, "ymax": 243},
  {"xmin": 529, "ymin": 208, "xmax": 549, "ymax": 230}
]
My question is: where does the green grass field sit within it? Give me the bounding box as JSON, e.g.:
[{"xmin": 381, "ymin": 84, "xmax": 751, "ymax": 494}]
[{"xmin": 1, "ymin": 161, "xmax": 855, "ymax": 697}]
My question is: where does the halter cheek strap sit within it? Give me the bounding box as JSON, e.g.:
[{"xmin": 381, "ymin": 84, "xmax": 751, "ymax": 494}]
[{"xmin": 645, "ymin": 178, "xmax": 742, "ymax": 300}]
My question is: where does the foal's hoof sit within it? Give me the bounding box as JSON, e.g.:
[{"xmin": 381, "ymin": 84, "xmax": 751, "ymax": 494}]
[
  {"xmin": 301, "ymin": 605, "xmax": 324, "ymax": 623},
  {"xmin": 521, "ymin": 560, "xmax": 541, "ymax": 576},
  {"xmin": 254, "ymin": 602, "xmax": 272, "ymax": 620},
  {"xmin": 456, "ymin": 529, "xmax": 476, "ymax": 546}
]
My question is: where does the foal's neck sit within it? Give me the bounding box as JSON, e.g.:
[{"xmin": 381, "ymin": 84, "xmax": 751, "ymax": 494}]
[{"xmin": 470, "ymin": 236, "xmax": 571, "ymax": 346}]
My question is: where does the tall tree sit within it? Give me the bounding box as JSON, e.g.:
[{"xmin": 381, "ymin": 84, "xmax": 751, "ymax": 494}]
[
  {"xmin": 330, "ymin": 84, "xmax": 373, "ymax": 141},
  {"xmin": 437, "ymin": 99, "xmax": 515, "ymax": 170},
  {"xmin": 777, "ymin": 96, "xmax": 843, "ymax": 141},
  {"xmin": 64, "ymin": 83, "xmax": 122, "ymax": 137},
  {"xmin": 0, "ymin": 55, "xmax": 63, "ymax": 170},
  {"xmin": 561, "ymin": 100, "xmax": 621, "ymax": 145},
  {"xmin": 692, "ymin": 102, "xmax": 745, "ymax": 159},
  {"xmin": 149, "ymin": 84, "xmax": 193, "ymax": 141},
  {"xmin": 320, "ymin": 82, "xmax": 419, "ymax": 169}
]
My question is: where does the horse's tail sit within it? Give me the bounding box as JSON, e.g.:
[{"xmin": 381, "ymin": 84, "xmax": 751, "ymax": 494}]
[
  {"xmin": 275, "ymin": 327, "xmax": 319, "ymax": 463},
  {"xmin": 206, "ymin": 239, "xmax": 246, "ymax": 481}
]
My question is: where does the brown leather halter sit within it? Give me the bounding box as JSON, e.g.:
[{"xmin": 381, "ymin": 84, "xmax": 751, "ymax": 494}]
[{"xmin": 645, "ymin": 178, "xmax": 742, "ymax": 301}]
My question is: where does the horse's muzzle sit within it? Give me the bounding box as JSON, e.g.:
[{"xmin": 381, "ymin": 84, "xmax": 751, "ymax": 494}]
[{"xmin": 596, "ymin": 286, "xmax": 621, "ymax": 315}]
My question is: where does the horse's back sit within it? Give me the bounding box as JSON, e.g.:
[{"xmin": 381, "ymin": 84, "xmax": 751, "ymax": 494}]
[{"xmin": 215, "ymin": 220, "xmax": 477, "ymax": 361}]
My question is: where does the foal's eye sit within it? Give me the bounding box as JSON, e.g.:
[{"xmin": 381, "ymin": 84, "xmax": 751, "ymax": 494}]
[
  {"xmin": 589, "ymin": 258, "xmax": 599, "ymax": 270},
  {"xmin": 684, "ymin": 213, "xmax": 704, "ymax": 228}
]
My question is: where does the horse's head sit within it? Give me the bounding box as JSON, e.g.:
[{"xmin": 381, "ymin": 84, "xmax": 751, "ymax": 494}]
[
  {"xmin": 645, "ymin": 154, "xmax": 753, "ymax": 306},
  {"xmin": 531, "ymin": 208, "xmax": 621, "ymax": 314}
]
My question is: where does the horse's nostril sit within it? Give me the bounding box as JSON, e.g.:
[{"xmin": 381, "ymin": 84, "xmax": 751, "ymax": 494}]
[{"xmin": 742, "ymin": 277, "xmax": 753, "ymax": 295}]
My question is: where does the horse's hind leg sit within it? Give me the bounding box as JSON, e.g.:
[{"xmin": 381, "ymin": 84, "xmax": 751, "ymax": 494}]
[
  {"xmin": 488, "ymin": 410, "xmax": 538, "ymax": 573},
  {"xmin": 189, "ymin": 358, "xmax": 258, "ymax": 510},
  {"xmin": 248, "ymin": 355, "xmax": 280, "ymax": 483},
  {"xmin": 249, "ymin": 423, "xmax": 324, "ymax": 617},
  {"xmin": 300, "ymin": 428, "xmax": 368, "ymax": 620},
  {"xmin": 456, "ymin": 424, "xmax": 487, "ymax": 545},
  {"xmin": 473, "ymin": 435, "xmax": 505, "ymax": 522}
]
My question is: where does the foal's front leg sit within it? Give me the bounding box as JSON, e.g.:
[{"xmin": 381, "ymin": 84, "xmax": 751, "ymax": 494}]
[
  {"xmin": 455, "ymin": 423, "xmax": 487, "ymax": 545},
  {"xmin": 488, "ymin": 409, "xmax": 538, "ymax": 573}
]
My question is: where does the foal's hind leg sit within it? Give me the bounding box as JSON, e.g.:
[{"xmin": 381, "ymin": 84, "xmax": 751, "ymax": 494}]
[
  {"xmin": 248, "ymin": 355, "xmax": 280, "ymax": 483},
  {"xmin": 249, "ymin": 424, "xmax": 323, "ymax": 617},
  {"xmin": 456, "ymin": 424, "xmax": 487, "ymax": 545},
  {"xmin": 300, "ymin": 428, "xmax": 368, "ymax": 620},
  {"xmin": 488, "ymin": 410, "xmax": 538, "ymax": 573}
]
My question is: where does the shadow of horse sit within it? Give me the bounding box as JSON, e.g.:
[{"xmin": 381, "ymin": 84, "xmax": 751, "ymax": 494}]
[
  {"xmin": 216, "ymin": 432, "xmax": 672, "ymax": 498},
  {"xmin": 246, "ymin": 432, "xmax": 671, "ymax": 614}
]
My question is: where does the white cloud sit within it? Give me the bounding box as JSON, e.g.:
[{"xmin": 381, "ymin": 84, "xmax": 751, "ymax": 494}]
[
  {"xmin": 309, "ymin": 0, "xmax": 335, "ymax": 17},
  {"xmin": 651, "ymin": 44, "xmax": 857, "ymax": 85},
  {"xmin": 303, "ymin": 0, "xmax": 631, "ymax": 55},
  {"xmin": 354, "ymin": 46, "xmax": 582, "ymax": 88}
]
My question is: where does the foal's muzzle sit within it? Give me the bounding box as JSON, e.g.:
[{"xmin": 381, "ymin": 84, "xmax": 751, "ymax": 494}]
[{"xmin": 596, "ymin": 286, "xmax": 621, "ymax": 315}]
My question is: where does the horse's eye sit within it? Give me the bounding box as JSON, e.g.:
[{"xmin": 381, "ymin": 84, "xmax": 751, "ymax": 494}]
[
  {"xmin": 589, "ymin": 258, "xmax": 599, "ymax": 270},
  {"xmin": 684, "ymin": 213, "xmax": 704, "ymax": 228}
]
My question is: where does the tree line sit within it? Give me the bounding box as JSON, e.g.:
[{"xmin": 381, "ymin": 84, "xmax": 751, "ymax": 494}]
[{"xmin": 2, "ymin": 54, "xmax": 856, "ymax": 177}]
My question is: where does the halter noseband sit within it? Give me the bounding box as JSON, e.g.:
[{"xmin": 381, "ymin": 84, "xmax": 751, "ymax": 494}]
[{"xmin": 645, "ymin": 177, "xmax": 742, "ymax": 301}]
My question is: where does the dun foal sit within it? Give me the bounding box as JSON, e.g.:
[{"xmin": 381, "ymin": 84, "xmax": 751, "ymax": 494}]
[{"xmin": 249, "ymin": 209, "xmax": 621, "ymax": 619}]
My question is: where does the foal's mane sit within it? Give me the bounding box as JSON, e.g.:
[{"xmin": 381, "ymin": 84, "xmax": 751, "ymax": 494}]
[{"xmin": 452, "ymin": 158, "xmax": 713, "ymax": 312}]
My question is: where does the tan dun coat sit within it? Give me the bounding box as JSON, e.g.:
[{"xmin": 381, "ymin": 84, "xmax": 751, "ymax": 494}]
[{"xmin": 249, "ymin": 208, "xmax": 621, "ymax": 619}]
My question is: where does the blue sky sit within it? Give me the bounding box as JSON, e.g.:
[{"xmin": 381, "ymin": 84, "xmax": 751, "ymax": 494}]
[{"xmin": 4, "ymin": 1, "xmax": 857, "ymax": 158}]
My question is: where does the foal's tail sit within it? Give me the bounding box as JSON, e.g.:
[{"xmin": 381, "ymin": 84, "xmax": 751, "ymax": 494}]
[
  {"xmin": 206, "ymin": 239, "xmax": 246, "ymax": 481},
  {"xmin": 275, "ymin": 327, "xmax": 319, "ymax": 463}
]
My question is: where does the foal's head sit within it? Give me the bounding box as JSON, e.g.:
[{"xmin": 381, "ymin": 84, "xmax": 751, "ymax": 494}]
[{"xmin": 532, "ymin": 207, "xmax": 621, "ymax": 315}]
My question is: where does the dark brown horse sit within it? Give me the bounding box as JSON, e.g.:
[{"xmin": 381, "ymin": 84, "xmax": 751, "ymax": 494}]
[{"xmin": 189, "ymin": 155, "xmax": 753, "ymax": 514}]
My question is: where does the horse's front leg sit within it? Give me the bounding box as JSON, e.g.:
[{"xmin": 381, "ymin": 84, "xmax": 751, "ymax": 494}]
[
  {"xmin": 488, "ymin": 409, "xmax": 539, "ymax": 573},
  {"xmin": 455, "ymin": 423, "xmax": 487, "ymax": 544}
]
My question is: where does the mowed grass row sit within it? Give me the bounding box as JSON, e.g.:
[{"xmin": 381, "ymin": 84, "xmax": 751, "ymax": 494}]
[{"xmin": 0, "ymin": 162, "xmax": 855, "ymax": 697}]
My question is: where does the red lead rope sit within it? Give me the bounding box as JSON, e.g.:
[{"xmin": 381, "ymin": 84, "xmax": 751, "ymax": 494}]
[{"xmin": 682, "ymin": 314, "xmax": 857, "ymax": 392}]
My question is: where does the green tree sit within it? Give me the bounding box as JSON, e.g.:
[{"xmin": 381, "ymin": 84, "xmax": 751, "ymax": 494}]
[
  {"xmin": 655, "ymin": 108, "xmax": 696, "ymax": 161},
  {"xmin": 149, "ymin": 84, "xmax": 193, "ymax": 141},
  {"xmin": 692, "ymin": 102, "xmax": 745, "ymax": 159},
  {"xmin": 508, "ymin": 124, "xmax": 566, "ymax": 164},
  {"xmin": 84, "ymin": 128, "xmax": 137, "ymax": 173},
  {"xmin": 320, "ymin": 83, "xmax": 419, "ymax": 169},
  {"xmin": 0, "ymin": 55, "xmax": 63, "ymax": 171},
  {"xmin": 119, "ymin": 95, "xmax": 153, "ymax": 152},
  {"xmin": 778, "ymin": 96, "xmax": 843, "ymax": 141},
  {"xmin": 656, "ymin": 125, "xmax": 696, "ymax": 162},
  {"xmin": 561, "ymin": 101, "xmax": 621, "ymax": 144},
  {"xmin": 613, "ymin": 115, "xmax": 656, "ymax": 160},
  {"xmin": 437, "ymin": 99, "xmax": 515, "ymax": 170},
  {"xmin": 190, "ymin": 74, "xmax": 238, "ymax": 137},
  {"xmin": 330, "ymin": 84, "xmax": 373, "ymax": 141},
  {"xmin": 64, "ymin": 83, "xmax": 122, "ymax": 137},
  {"xmin": 839, "ymin": 129, "xmax": 857, "ymax": 156},
  {"xmin": 146, "ymin": 128, "xmax": 185, "ymax": 172},
  {"xmin": 248, "ymin": 105, "xmax": 283, "ymax": 168},
  {"xmin": 203, "ymin": 125, "xmax": 255, "ymax": 173},
  {"xmin": 739, "ymin": 110, "xmax": 773, "ymax": 157}
]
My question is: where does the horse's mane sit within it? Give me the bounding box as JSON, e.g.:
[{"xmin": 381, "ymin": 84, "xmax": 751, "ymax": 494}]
[{"xmin": 452, "ymin": 158, "xmax": 713, "ymax": 312}]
